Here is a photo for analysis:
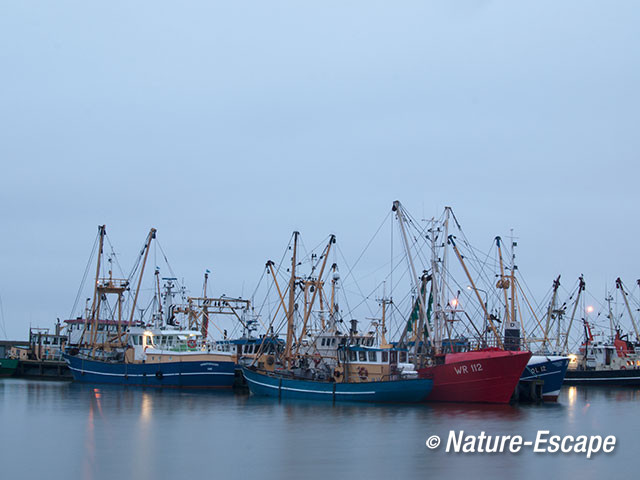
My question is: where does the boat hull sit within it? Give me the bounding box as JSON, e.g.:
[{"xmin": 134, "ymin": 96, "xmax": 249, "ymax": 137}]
[
  {"xmin": 521, "ymin": 355, "xmax": 570, "ymax": 401},
  {"xmin": 63, "ymin": 353, "xmax": 236, "ymax": 388},
  {"xmin": 418, "ymin": 350, "xmax": 532, "ymax": 404},
  {"xmin": 0, "ymin": 358, "xmax": 18, "ymax": 377},
  {"xmin": 242, "ymin": 367, "xmax": 433, "ymax": 403},
  {"xmin": 564, "ymin": 368, "xmax": 640, "ymax": 385}
]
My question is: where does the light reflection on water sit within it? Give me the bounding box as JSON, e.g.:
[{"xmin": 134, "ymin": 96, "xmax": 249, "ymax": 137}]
[{"xmin": 0, "ymin": 379, "xmax": 636, "ymax": 480}]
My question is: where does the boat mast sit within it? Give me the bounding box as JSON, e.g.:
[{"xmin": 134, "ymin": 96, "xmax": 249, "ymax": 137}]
[
  {"xmin": 295, "ymin": 235, "xmax": 335, "ymax": 356},
  {"xmin": 449, "ymin": 235, "xmax": 503, "ymax": 349},
  {"xmin": 542, "ymin": 275, "xmax": 561, "ymax": 352},
  {"xmin": 438, "ymin": 209, "xmax": 451, "ymax": 353},
  {"xmin": 330, "ymin": 263, "xmax": 338, "ymax": 330},
  {"xmin": 510, "ymin": 233, "xmax": 517, "ymax": 330},
  {"xmin": 616, "ymin": 278, "xmax": 640, "ymax": 343},
  {"xmin": 284, "ymin": 232, "xmax": 299, "ymax": 369},
  {"xmin": 428, "ymin": 222, "xmax": 440, "ymax": 349},
  {"xmin": 393, "ymin": 201, "xmax": 432, "ymax": 353},
  {"xmin": 84, "ymin": 225, "xmax": 105, "ymax": 348},
  {"xmin": 562, "ymin": 275, "xmax": 585, "ymax": 354},
  {"xmin": 379, "ymin": 294, "xmax": 391, "ymax": 347},
  {"xmin": 155, "ymin": 268, "xmax": 163, "ymax": 327},
  {"xmin": 266, "ymin": 260, "xmax": 289, "ymax": 322},
  {"xmin": 202, "ymin": 271, "xmax": 210, "ymax": 339},
  {"xmin": 125, "ymin": 228, "xmax": 156, "ymax": 345},
  {"xmin": 495, "ymin": 237, "xmax": 511, "ymax": 326},
  {"xmin": 606, "ymin": 293, "xmax": 615, "ymax": 339}
]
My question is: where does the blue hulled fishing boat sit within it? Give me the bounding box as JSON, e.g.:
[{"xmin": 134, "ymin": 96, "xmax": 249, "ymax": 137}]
[
  {"xmin": 242, "ymin": 232, "xmax": 433, "ymax": 403},
  {"xmin": 242, "ymin": 366, "xmax": 432, "ymax": 403},
  {"xmin": 64, "ymin": 327, "xmax": 236, "ymax": 388},
  {"xmin": 64, "ymin": 352, "xmax": 235, "ymax": 388},
  {"xmin": 520, "ymin": 355, "xmax": 570, "ymax": 401},
  {"xmin": 63, "ymin": 225, "xmax": 237, "ymax": 389}
]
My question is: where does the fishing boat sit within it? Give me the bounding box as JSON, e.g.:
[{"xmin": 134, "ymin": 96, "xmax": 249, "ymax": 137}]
[
  {"xmin": 563, "ymin": 278, "xmax": 640, "ymax": 385},
  {"xmin": 0, "ymin": 357, "xmax": 18, "ymax": 377},
  {"xmin": 418, "ymin": 348, "xmax": 531, "ymax": 403},
  {"xmin": 63, "ymin": 226, "xmax": 236, "ymax": 388},
  {"xmin": 391, "ymin": 203, "xmax": 531, "ymax": 403},
  {"xmin": 243, "ymin": 339, "xmax": 432, "ymax": 403},
  {"xmin": 242, "ymin": 232, "xmax": 433, "ymax": 403},
  {"xmin": 243, "ymin": 366, "xmax": 431, "ymax": 403},
  {"xmin": 511, "ymin": 275, "xmax": 574, "ymax": 400},
  {"xmin": 64, "ymin": 328, "xmax": 235, "ymax": 388},
  {"xmin": 521, "ymin": 355, "xmax": 570, "ymax": 400},
  {"xmin": 564, "ymin": 332, "xmax": 640, "ymax": 385}
]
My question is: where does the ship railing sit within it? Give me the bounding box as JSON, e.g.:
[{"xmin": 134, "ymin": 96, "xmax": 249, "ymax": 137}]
[
  {"xmin": 465, "ymin": 337, "xmax": 525, "ymax": 352},
  {"xmin": 97, "ymin": 278, "xmax": 129, "ymax": 289}
]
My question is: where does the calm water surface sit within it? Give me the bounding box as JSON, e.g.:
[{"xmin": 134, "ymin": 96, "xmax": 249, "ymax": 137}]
[{"xmin": 0, "ymin": 379, "xmax": 636, "ymax": 479}]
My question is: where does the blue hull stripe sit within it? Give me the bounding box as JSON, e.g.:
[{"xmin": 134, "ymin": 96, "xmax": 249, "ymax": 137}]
[
  {"xmin": 64, "ymin": 354, "xmax": 236, "ymax": 388},
  {"xmin": 521, "ymin": 358, "xmax": 570, "ymax": 396},
  {"xmin": 242, "ymin": 367, "xmax": 432, "ymax": 403},
  {"xmin": 67, "ymin": 365, "xmax": 234, "ymax": 378},
  {"xmin": 245, "ymin": 376, "xmax": 375, "ymax": 395}
]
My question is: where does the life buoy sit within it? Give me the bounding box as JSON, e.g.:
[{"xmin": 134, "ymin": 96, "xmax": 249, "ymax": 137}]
[
  {"xmin": 266, "ymin": 355, "xmax": 275, "ymax": 366},
  {"xmin": 187, "ymin": 339, "xmax": 197, "ymax": 349},
  {"xmin": 358, "ymin": 367, "xmax": 368, "ymax": 380},
  {"xmin": 621, "ymin": 366, "xmax": 626, "ymax": 370},
  {"xmin": 333, "ymin": 369, "xmax": 342, "ymax": 378}
]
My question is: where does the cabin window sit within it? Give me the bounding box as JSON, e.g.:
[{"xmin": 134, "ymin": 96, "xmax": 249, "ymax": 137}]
[
  {"xmin": 331, "ymin": 338, "xmax": 336, "ymax": 346},
  {"xmin": 358, "ymin": 351, "xmax": 366, "ymax": 362},
  {"xmin": 349, "ymin": 351, "xmax": 357, "ymax": 362},
  {"xmin": 399, "ymin": 352, "xmax": 407, "ymax": 363},
  {"xmin": 321, "ymin": 339, "xmax": 326, "ymax": 346},
  {"xmin": 368, "ymin": 351, "xmax": 376, "ymax": 362},
  {"xmin": 382, "ymin": 351, "xmax": 389, "ymax": 363},
  {"xmin": 390, "ymin": 351, "xmax": 397, "ymax": 363}
]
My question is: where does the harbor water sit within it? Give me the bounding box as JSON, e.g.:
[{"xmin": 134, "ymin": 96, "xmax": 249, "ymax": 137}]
[{"xmin": 0, "ymin": 379, "xmax": 635, "ymax": 479}]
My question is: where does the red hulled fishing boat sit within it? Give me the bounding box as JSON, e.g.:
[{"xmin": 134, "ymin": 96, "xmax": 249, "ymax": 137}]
[{"xmin": 418, "ymin": 349, "xmax": 531, "ymax": 403}]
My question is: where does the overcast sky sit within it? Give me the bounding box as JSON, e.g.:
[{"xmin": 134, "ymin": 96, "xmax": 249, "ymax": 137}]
[{"xmin": 1, "ymin": 1, "xmax": 639, "ymax": 339}]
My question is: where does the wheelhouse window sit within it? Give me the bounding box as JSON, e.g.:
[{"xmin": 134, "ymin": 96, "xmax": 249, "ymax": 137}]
[
  {"xmin": 382, "ymin": 351, "xmax": 389, "ymax": 363},
  {"xmin": 349, "ymin": 351, "xmax": 357, "ymax": 362},
  {"xmin": 368, "ymin": 351, "xmax": 376, "ymax": 362},
  {"xmin": 358, "ymin": 351, "xmax": 366, "ymax": 362}
]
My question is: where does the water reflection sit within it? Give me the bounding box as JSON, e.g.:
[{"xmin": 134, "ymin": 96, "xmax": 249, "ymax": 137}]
[{"xmin": 1, "ymin": 379, "xmax": 638, "ymax": 480}]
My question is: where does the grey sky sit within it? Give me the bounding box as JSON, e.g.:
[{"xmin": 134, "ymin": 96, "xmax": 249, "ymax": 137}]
[{"xmin": 1, "ymin": 1, "xmax": 639, "ymax": 339}]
